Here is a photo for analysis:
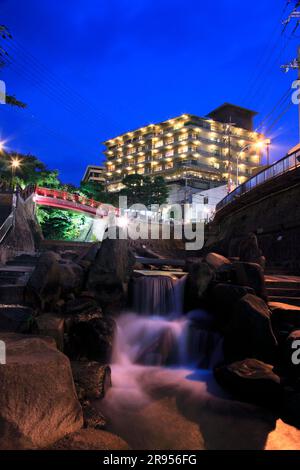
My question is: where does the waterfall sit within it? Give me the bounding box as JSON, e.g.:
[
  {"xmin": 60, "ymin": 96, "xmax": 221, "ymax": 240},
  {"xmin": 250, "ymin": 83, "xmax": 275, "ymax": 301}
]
[
  {"xmin": 113, "ymin": 274, "xmax": 223, "ymax": 368},
  {"xmin": 132, "ymin": 275, "xmax": 186, "ymax": 316}
]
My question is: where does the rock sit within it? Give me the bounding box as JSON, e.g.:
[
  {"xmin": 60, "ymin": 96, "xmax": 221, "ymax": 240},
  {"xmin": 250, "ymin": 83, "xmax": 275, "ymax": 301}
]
[
  {"xmin": 232, "ymin": 261, "xmax": 268, "ymax": 301},
  {"xmin": 208, "ymin": 283, "xmax": 255, "ymax": 329},
  {"xmin": 36, "ymin": 313, "xmax": 65, "ymax": 351},
  {"xmin": 64, "ymin": 297, "xmax": 98, "ymax": 315},
  {"xmin": 214, "ymin": 358, "xmax": 282, "ymax": 409},
  {"xmin": 278, "ymin": 330, "xmax": 300, "ymax": 379},
  {"xmin": 50, "ymin": 429, "xmax": 130, "ymax": 450},
  {"xmin": 58, "ymin": 261, "xmax": 84, "ymax": 295},
  {"xmin": 282, "ymin": 382, "xmax": 300, "ymax": 428},
  {"xmin": 82, "ymin": 402, "xmax": 106, "ymax": 429},
  {"xmin": 0, "ymin": 305, "xmax": 34, "ymax": 333},
  {"xmin": 86, "ymin": 237, "xmax": 135, "ymax": 313},
  {"xmin": 71, "ymin": 361, "xmax": 111, "ymax": 400},
  {"xmin": 184, "ymin": 261, "xmax": 215, "ymax": 311},
  {"xmin": 65, "ymin": 309, "xmax": 115, "ymax": 363},
  {"xmin": 0, "ymin": 333, "xmax": 83, "ymax": 449},
  {"xmin": 270, "ymin": 302, "xmax": 300, "ymax": 339},
  {"xmin": 78, "ymin": 242, "xmax": 101, "ymax": 263},
  {"xmin": 186, "ymin": 309, "xmax": 214, "ymax": 330},
  {"xmin": 60, "ymin": 250, "xmax": 79, "ymax": 261},
  {"xmin": 239, "ymin": 233, "xmax": 265, "ymax": 268},
  {"xmin": 25, "ymin": 251, "xmax": 62, "ymax": 311},
  {"xmin": 205, "ymin": 252, "xmax": 231, "ymax": 271},
  {"xmin": 223, "ymin": 294, "xmax": 278, "ymax": 364}
]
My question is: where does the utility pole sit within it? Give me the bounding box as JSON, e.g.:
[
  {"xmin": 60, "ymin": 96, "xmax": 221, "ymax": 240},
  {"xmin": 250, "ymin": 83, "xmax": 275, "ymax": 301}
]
[
  {"xmin": 223, "ymin": 118, "xmax": 235, "ymax": 193},
  {"xmin": 281, "ymin": 47, "xmax": 300, "ymax": 143},
  {"xmin": 281, "ymin": 2, "xmax": 300, "ymax": 142}
]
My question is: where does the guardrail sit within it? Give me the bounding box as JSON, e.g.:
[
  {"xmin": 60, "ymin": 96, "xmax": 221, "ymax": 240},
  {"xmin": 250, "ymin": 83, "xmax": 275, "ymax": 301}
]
[
  {"xmin": 0, "ymin": 194, "xmax": 17, "ymax": 244},
  {"xmin": 31, "ymin": 186, "xmax": 119, "ymax": 217},
  {"xmin": 216, "ymin": 148, "xmax": 300, "ymax": 212}
]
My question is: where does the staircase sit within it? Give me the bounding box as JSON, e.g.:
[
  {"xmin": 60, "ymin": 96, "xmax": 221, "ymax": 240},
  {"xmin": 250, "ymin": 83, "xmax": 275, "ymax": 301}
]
[
  {"xmin": 265, "ymin": 275, "xmax": 300, "ymax": 307},
  {"xmin": 0, "ymin": 253, "xmax": 39, "ymax": 304}
]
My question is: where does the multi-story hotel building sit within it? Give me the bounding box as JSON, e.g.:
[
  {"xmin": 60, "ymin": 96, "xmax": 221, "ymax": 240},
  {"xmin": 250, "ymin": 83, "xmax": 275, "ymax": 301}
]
[
  {"xmin": 103, "ymin": 103, "xmax": 264, "ymax": 194},
  {"xmin": 82, "ymin": 165, "xmax": 106, "ymax": 184}
]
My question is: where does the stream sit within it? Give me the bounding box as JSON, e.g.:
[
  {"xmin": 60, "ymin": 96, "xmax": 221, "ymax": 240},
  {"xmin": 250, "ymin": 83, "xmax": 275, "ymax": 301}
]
[{"xmin": 98, "ymin": 274, "xmax": 300, "ymax": 450}]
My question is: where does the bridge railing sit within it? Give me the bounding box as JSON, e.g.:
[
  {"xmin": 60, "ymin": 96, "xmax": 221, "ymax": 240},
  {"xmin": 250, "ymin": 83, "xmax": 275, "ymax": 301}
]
[
  {"xmin": 34, "ymin": 187, "xmax": 102, "ymax": 209},
  {"xmin": 216, "ymin": 148, "xmax": 300, "ymax": 212},
  {"xmin": 31, "ymin": 186, "xmax": 119, "ymax": 216}
]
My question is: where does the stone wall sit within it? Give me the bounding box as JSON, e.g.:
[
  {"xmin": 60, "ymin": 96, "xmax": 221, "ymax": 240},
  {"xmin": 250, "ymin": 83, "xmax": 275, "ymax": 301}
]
[
  {"xmin": 205, "ymin": 183, "xmax": 300, "ymax": 273},
  {"xmin": 0, "ymin": 194, "xmax": 42, "ymax": 263}
]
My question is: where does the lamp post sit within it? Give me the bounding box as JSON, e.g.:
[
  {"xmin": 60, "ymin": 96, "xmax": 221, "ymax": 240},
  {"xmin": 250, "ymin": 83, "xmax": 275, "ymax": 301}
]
[
  {"xmin": 265, "ymin": 138, "xmax": 271, "ymax": 166},
  {"xmin": 235, "ymin": 139, "xmax": 271, "ymax": 187},
  {"xmin": 11, "ymin": 158, "xmax": 21, "ymax": 189}
]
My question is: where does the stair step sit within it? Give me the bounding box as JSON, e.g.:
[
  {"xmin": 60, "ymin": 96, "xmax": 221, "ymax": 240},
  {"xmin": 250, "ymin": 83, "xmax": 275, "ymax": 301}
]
[
  {"xmin": 268, "ymin": 296, "xmax": 300, "ymax": 307},
  {"xmin": 266, "ymin": 287, "xmax": 300, "ymax": 297},
  {"xmin": 0, "ymin": 285, "xmax": 25, "ymax": 305}
]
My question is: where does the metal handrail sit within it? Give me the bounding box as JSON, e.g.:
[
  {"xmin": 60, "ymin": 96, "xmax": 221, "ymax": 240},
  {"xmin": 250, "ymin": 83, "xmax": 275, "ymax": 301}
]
[
  {"xmin": 0, "ymin": 193, "xmax": 17, "ymax": 244},
  {"xmin": 216, "ymin": 148, "xmax": 300, "ymax": 212}
]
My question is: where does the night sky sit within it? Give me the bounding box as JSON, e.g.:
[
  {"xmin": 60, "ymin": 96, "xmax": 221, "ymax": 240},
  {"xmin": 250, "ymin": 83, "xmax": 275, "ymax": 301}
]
[{"xmin": 0, "ymin": 0, "xmax": 299, "ymax": 185}]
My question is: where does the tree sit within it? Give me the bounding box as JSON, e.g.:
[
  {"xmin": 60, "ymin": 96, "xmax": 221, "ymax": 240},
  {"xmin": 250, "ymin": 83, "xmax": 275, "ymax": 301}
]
[
  {"xmin": 80, "ymin": 180, "xmax": 107, "ymax": 202},
  {"xmin": 120, "ymin": 174, "xmax": 169, "ymax": 207},
  {"xmin": 149, "ymin": 176, "xmax": 169, "ymax": 206},
  {"xmin": 36, "ymin": 206, "xmax": 89, "ymax": 241},
  {"xmin": 0, "ymin": 151, "xmax": 61, "ymax": 188}
]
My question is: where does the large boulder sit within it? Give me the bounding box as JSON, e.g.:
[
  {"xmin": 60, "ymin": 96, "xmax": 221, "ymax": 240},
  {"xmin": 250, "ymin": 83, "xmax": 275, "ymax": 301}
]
[
  {"xmin": 214, "ymin": 358, "xmax": 282, "ymax": 409},
  {"xmin": 0, "ymin": 333, "xmax": 83, "ymax": 449},
  {"xmin": 231, "ymin": 261, "xmax": 268, "ymax": 301},
  {"xmin": 278, "ymin": 330, "xmax": 300, "ymax": 379},
  {"xmin": 205, "ymin": 252, "xmax": 231, "ymax": 271},
  {"xmin": 223, "ymin": 294, "xmax": 278, "ymax": 364},
  {"xmin": 50, "ymin": 429, "xmax": 130, "ymax": 450},
  {"xmin": 184, "ymin": 261, "xmax": 215, "ymax": 311},
  {"xmin": 58, "ymin": 261, "xmax": 84, "ymax": 296},
  {"xmin": 208, "ymin": 283, "xmax": 255, "ymax": 330},
  {"xmin": 239, "ymin": 233, "xmax": 265, "ymax": 268},
  {"xmin": 25, "ymin": 251, "xmax": 62, "ymax": 311},
  {"xmin": 86, "ymin": 237, "xmax": 135, "ymax": 313},
  {"xmin": 65, "ymin": 309, "xmax": 115, "ymax": 363},
  {"xmin": 71, "ymin": 361, "xmax": 112, "ymax": 400},
  {"xmin": 269, "ymin": 302, "xmax": 300, "ymax": 340},
  {"xmin": 36, "ymin": 313, "xmax": 65, "ymax": 351},
  {"xmin": 0, "ymin": 305, "xmax": 34, "ymax": 333}
]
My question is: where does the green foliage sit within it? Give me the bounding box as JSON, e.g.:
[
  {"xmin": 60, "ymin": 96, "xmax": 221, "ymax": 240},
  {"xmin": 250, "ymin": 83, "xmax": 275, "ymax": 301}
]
[
  {"xmin": 0, "ymin": 151, "xmax": 61, "ymax": 188},
  {"xmin": 120, "ymin": 174, "xmax": 169, "ymax": 207},
  {"xmin": 5, "ymin": 95, "xmax": 27, "ymax": 108},
  {"xmin": 36, "ymin": 206, "xmax": 90, "ymax": 241}
]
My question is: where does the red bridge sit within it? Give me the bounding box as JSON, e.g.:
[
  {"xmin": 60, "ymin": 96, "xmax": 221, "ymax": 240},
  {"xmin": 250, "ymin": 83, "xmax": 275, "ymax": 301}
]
[{"xmin": 22, "ymin": 186, "xmax": 118, "ymax": 218}]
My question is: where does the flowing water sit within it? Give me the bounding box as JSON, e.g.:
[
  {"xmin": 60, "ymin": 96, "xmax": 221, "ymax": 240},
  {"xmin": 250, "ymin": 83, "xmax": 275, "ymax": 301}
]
[{"xmin": 98, "ymin": 274, "xmax": 300, "ymax": 450}]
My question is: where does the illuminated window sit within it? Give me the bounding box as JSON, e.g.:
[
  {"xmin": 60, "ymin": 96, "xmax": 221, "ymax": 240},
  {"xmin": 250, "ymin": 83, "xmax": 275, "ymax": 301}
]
[
  {"xmin": 178, "ymin": 146, "xmax": 188, "ymax": 154},
  {"xmin": 154, "ymin": 140, "xmax": 163, "ymax": 148}
]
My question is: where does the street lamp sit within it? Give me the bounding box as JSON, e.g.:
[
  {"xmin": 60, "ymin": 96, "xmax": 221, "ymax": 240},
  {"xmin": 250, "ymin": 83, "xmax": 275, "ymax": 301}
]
[
  {"xmin": 11, "ymin": 158, "xmax": 21, "ymax": 188},
  {"xmin": 0, "ymin": 141, "xmax": 5, "ymax": 152},
  {"xmin": 236, "ymin": 139, "xmax": 271, "ymax": 187}
]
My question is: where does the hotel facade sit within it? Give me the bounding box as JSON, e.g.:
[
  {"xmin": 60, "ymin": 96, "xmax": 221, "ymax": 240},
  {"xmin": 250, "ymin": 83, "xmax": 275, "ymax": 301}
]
[{"xmin": 102, "ymin": 103, "xmax": 264, "ymax": 194}]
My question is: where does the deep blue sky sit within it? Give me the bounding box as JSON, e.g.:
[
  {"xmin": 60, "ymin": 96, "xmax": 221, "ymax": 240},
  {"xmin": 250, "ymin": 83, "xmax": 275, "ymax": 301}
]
[{"xmin": 0, "ymin": 0, "xmax": 299, "ymax": 184}]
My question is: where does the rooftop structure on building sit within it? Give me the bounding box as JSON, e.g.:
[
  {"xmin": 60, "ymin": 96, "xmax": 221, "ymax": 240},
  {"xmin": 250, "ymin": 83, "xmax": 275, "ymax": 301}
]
[{"xmin": 82, "ymin": 165, "xmax": 106, "ymax": 184}]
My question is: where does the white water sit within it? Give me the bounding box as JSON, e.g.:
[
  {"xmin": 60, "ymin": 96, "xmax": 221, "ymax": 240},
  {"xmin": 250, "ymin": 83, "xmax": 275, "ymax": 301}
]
[{"xmin": 98, "ymin": 274, "xmax": 291, "ymax": 450}]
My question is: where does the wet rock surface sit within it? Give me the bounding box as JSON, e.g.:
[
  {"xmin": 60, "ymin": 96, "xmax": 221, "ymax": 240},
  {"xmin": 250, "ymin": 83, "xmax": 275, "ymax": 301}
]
[
  {"xmin": 214, "ymin": 359, "xmax": 282, "ymax": 409},
  {"xmin": 223, "ymin": 294, "xmax": 278, "ymax": 364},
  {"xmin": 50, "ymin": 428, "xmax": 130, "ymax": 450},
  {"xmin": 0, "ymin": 333, "xmax": 83, "ymax": 449}
]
